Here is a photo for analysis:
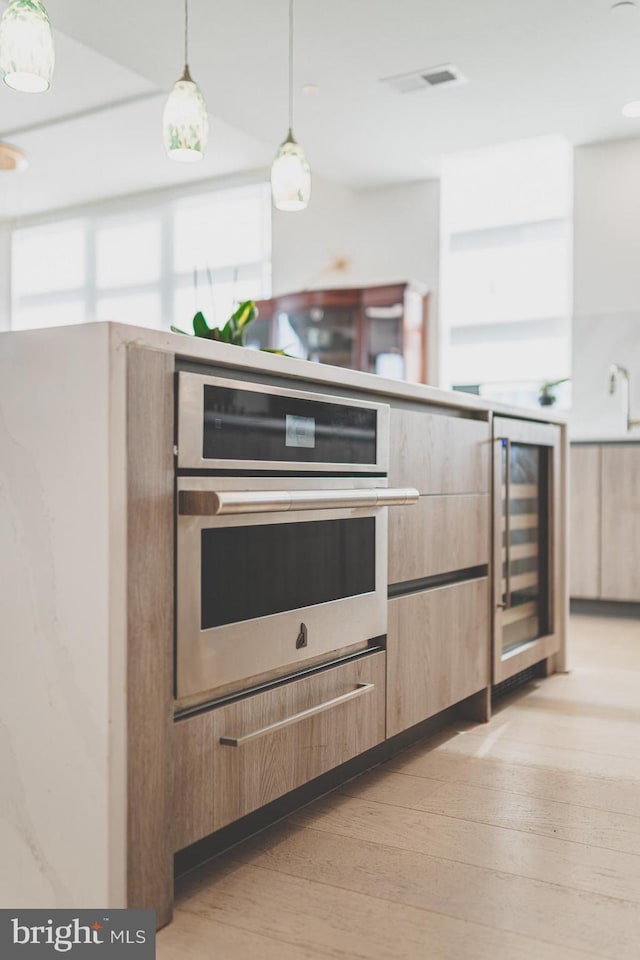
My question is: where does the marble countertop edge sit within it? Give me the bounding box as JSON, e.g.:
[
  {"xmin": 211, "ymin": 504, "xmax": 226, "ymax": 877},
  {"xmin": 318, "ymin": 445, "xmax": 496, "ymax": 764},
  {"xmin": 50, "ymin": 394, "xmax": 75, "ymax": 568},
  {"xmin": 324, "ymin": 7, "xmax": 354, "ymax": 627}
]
[{"xmin": 0, "ymin": 321, "xmax": 568, "ymax": 426}]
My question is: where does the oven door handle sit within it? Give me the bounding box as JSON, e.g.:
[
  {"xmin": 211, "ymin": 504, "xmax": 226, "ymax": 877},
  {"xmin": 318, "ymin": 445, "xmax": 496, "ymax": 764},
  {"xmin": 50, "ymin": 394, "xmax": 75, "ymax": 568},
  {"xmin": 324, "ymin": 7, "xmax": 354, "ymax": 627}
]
[
  {"xmin": 219, "ymin": 682, "xmax": 375, "ymax": 746},
  {"xmin": 178, "ymin": 486, "xmax": 419, "ymax": 516}
]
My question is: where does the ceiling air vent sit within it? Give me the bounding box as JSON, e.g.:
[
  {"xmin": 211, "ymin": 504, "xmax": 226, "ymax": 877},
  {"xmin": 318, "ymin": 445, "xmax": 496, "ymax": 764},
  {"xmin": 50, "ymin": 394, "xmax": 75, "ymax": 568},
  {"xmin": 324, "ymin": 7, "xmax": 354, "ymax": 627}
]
[{"xmin": 380, "ymin": 64, "xmax": 467, "ymax": 94}]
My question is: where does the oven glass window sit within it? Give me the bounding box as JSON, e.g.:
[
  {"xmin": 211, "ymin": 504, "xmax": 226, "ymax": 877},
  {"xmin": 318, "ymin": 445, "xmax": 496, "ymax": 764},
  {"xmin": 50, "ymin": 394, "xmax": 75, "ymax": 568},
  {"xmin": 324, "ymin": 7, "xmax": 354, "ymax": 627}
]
[
  {"xmin": 202, "ymin": 385, "xmax": 378, "ymax": 465},
  {"xmin": 201, "ymin": 517, "xmax": 376, "ymax": 629}
]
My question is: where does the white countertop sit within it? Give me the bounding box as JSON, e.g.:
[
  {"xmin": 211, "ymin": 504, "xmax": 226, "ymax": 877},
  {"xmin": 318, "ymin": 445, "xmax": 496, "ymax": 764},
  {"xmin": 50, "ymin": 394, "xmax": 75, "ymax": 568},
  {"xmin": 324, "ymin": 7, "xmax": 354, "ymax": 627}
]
[
  {"xmin": 102, "ymin": 322, "xmax": 566, "ymax": 425},
  {"xmin": 0, "ymin": 321, "xmax": 568, "ymax": 425},
  {"xmin": 570, "ymin": 434, "xmax": 640, "ymax": 443}
]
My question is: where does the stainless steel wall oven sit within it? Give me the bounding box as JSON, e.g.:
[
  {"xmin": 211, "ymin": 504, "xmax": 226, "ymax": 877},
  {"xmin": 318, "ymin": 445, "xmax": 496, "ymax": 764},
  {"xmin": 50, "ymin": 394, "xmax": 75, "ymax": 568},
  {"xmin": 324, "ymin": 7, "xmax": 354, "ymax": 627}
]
[{"xmin": 175, "ymin": 372, "xmax": 417, "ymax": 704}]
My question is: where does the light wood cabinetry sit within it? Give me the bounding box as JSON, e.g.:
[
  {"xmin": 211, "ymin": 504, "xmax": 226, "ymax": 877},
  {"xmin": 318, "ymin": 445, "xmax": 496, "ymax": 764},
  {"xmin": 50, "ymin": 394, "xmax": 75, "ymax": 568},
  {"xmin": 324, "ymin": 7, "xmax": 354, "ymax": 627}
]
[
  {"xmin": 389, "ymin": 494, "xmax": 490, "ymax": 584},
  {"xmin": 388, "ymin": 407, "xmax": 491, "ymax": 584},
  {"xmin": 386, "ymin": 407, "xmax": 492, "ymax": 735},
  {"xmin": 569, "ymin": 442, "xmax": 640, "ymax": 602},
  {"xmin": 569, "ymin": 445, "xmax": 601, "ymax": 599},
  {"xmin": 388, "ymin": 408, "xmax": 491, "ymax": 493},
  {"xmin": 126, "ymin": 348, "xmax": 174, "ymax": 925},
  {"xmin": 173, "ymin": 651, "xmax": 385, "ymax": 850},
  {"xmin": 387, "ymin": 578, "xmax": 490, "ymax": 737},
  {"xmin": 601, "ymin": 446, "xmax": 640, "ymax": 601}
]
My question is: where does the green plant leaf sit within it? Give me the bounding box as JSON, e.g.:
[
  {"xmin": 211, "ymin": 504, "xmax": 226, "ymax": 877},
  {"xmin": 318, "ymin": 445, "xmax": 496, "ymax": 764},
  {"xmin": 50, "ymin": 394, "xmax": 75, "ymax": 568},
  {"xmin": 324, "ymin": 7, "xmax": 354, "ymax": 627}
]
[
  {"xmin": 225, "ymin": 300, "xmax": 257, "ymax": 345},
  {"xmin": 231, "ymin": 300, "xmax": 257, "ymax": 332},
  {"xmin": 192, "ymin": 311, "xmax": 210, "ymax": 337},
  {"xmin": 183, "ymin": 299, "xmax": 258, "ymax": 345},
  {"xmin": 170, "ymin": 325, "xmax": 188, "ymax": 335}
]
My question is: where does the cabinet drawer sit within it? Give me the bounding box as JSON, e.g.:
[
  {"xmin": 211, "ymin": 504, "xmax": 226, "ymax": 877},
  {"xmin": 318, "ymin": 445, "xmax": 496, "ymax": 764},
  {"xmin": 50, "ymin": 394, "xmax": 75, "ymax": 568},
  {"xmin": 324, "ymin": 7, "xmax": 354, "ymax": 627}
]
[
  {"xmin": 389, "ymin": 494, "xmax": 490, "ymax": 584},
  {"xmin": 601, "ymin": 445, "xmax": 640, "ymax": 601},
  {"xmin": 387, "ymin": 578, "xmax": 490, "ymax": 737},
  {"xmin": 389, "ymin": 408, "xmax": 490, "ymax": 494},
  {"xmin": 173, "ymin": 651, "xmax": 386, "ymax": 850},
  {"xmin": 569, "ymin": 445, "xmax": 600, "ymax": 599}
]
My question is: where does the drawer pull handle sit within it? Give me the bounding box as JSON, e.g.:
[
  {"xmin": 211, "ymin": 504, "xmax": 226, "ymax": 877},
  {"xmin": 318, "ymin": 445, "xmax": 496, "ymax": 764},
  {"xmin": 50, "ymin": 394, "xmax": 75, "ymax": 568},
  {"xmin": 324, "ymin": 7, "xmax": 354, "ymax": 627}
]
[
  {"xmin": 219, "ymin": 682, "xmax": 375, "ymax": 747},
  {"xmin": 179, "ymin": 488, "xmax": 419, "ymax": 516}
]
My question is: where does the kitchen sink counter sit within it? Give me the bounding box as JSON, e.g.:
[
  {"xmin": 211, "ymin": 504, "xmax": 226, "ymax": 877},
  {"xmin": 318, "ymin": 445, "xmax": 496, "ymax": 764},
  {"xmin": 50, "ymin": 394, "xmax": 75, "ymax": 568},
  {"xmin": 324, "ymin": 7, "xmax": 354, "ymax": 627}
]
[
  {"xmin": 0, "ymin": 321, "xmax": 568, "ymax": 924},
  {"xmin": 571, "ymin": 434, "xmax": 640, "ymax": 443}
]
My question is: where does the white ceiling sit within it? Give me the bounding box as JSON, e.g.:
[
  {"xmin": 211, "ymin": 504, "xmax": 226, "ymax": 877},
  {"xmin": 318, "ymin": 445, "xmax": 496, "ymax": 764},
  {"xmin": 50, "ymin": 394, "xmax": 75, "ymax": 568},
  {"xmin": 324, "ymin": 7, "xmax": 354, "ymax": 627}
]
[{"xmin": 3, "ymin": 0, "xmax": 640, "ymax": 217}]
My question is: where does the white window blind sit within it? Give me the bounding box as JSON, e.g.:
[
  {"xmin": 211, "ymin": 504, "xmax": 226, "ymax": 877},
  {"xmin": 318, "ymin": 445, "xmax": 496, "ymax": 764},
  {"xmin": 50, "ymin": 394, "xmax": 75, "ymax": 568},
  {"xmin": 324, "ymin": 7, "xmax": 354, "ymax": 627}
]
[{"xmin": 11, "ymin": 181, "xmax": 272, "ymax": 333}]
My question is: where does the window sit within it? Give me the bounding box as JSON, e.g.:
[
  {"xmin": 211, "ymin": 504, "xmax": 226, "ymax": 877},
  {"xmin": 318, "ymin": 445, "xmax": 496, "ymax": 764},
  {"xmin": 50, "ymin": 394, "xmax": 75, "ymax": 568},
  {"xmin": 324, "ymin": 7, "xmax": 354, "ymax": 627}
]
[
  {"xmin": 441, "ymin": 136, "xmax": 573, "ymax": 408},
  {"xmin": 11, "ymin": 182, "xmax": 272, "ymax": 333}
]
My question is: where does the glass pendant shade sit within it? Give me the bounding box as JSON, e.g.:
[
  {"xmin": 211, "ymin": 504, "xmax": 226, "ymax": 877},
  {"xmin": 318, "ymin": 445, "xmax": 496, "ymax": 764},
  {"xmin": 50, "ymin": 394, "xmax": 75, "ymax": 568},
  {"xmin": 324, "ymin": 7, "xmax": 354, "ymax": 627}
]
[
  {"xmin": 271, "ymin": 132, "xmax": 311, "ymax": 211},
  {"xmin": 0, "ymin": 141, "xmax": 28, "ymax": 171},
  {"xmin": 0, "ymin": 0, "xmax": 54, "ymax": 93},
  {"xmin": 163, "ymin": 68, "xmax": 209, "ymax": 163}
]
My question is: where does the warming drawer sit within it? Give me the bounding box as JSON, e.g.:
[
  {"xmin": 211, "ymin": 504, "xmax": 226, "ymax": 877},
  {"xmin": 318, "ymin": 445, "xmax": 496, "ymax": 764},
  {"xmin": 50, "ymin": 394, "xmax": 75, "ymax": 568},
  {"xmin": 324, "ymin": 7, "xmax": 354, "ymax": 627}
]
[{"xmin": 173, "ymin": 650, "xmax": 386, "ymax": 849}]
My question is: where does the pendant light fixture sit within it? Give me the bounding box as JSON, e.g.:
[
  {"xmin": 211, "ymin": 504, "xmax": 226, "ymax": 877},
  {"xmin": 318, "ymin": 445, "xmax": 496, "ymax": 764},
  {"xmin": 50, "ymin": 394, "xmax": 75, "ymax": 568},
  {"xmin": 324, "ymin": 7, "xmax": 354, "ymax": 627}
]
[
  {"xmin": 0, "ymin": 0, "xmax": 55, "ymax": 94},
  {"xmin": 0, "ymin": 142, "xmax": 28, "ymax": 171},
  {"xmin": 163, "ymin": 0, "xmax": 209, "ymax": 163},
  {"xmin": 271, "ymin": 0, "xmax": 311, "ymax": 211}
]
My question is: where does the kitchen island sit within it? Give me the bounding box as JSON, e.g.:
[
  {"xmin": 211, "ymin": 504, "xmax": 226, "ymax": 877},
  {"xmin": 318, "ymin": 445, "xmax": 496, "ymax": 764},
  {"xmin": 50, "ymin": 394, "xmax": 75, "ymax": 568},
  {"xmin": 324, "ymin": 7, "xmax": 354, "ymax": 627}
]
[{"xmin": 0, "ymin": 322, "xmax": 568, "ymax": 926}]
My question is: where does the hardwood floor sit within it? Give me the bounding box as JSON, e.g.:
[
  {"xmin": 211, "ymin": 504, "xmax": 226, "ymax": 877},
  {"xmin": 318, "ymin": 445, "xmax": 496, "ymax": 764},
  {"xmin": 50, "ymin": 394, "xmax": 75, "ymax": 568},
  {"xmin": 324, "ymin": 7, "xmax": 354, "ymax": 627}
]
[{"xmin": 158, "ymin": 613, "xmax": 640, "ymax": 960}]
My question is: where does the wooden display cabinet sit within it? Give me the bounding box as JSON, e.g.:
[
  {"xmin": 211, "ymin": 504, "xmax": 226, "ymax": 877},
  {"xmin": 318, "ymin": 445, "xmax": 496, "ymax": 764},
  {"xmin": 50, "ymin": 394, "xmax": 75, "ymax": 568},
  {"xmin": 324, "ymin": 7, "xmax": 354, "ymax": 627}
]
[{"xmin": 252, "ymin": 282, "xmax": 429, "ymax": 382}]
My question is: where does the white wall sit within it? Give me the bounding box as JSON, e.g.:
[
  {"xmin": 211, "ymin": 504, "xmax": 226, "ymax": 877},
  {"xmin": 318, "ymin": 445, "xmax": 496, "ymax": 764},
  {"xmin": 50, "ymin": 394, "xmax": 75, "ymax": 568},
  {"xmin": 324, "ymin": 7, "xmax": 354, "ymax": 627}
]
[
  {"xmin": 0, "ymin": 221, "xmax": 12, "ymax": 332},
  {"xmin": 572, "ymin": 138, "xmax": 640, "ymax": 435},
  {"xmin": 574, "ymin": 137, "xmax": 640, "ymax": 317},
  {"xmin": 271, "ymin": 175, "xmax": 441, "ymax": 382},
  {"xmin": 272, "ymin": 176, "xmax": 440, "ymax": 294}
]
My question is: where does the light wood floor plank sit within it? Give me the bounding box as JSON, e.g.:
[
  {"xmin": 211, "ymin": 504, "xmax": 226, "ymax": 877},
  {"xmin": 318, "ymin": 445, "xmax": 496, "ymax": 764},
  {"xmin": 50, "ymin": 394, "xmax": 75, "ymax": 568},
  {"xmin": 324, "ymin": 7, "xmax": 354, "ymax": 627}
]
[
  {"xmin": 294, "ymin": 789, "xmax": 640, "ymax": 901},
  {"xmin": 489, "ymin": 699, "xmax": 640, "ymax": 757},
  {"xmin": 509, "ymin": 670, "xmax": 640, "ymax": 713},
  {"xmin": 244, "ymin": 824, "xmax": 639, "ymax": 959},
  {"xmin": 388, "ymin": 745, "xmax": 640, "ymax": 819},
  {"xmin": 568, "ymin": 615, "xmax": 640, "ymax": 672},
  {"xmin": 163, "ymin": 856, "xmax": 602, "ymax": 960},
  {"xmin": 339, "ymin": 768, "xmax": 640, "ymax": 856},
  {"xmin": 157, "ymin": 904, "xmax": 331, "ymax": 960},
  {"xmin": 429, "ymin": 725, "xmax": 640, "ymax": 782}
]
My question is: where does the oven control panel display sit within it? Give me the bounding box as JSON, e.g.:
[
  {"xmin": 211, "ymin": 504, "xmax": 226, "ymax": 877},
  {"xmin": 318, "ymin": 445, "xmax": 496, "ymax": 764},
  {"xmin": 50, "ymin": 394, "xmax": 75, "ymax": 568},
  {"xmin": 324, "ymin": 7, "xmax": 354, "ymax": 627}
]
[
  {"xmin": 285, "ymin": 414, "xmax": 316, "ymax": 449},
  {"xmin": 202, "ymin": 384, "xmax": 377, "ymax": 465}
]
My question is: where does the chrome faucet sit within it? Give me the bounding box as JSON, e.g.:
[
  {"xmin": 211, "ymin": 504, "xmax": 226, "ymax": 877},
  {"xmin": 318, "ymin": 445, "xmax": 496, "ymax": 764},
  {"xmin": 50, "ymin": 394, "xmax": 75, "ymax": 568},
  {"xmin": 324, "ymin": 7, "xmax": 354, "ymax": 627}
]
[{"xmin": 608, "ymin": 363, "xmax": 640, "ymax": 432}]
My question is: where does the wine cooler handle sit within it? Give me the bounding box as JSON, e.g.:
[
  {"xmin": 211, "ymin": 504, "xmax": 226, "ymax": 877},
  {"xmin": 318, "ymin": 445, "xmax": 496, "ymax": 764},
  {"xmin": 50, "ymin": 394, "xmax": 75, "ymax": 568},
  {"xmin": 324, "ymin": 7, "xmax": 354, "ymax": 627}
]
[{"xmin": 497, "ymin": 437, "xmax": 512, "ymax": 610}]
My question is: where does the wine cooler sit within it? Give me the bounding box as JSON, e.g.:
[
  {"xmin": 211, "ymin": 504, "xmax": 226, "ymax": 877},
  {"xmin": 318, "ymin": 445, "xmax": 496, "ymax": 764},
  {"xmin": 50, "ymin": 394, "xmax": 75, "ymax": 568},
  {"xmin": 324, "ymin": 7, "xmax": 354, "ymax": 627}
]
[{"xmin": 493, "ymin": 417, "xmax": 563, "ymax": 684}]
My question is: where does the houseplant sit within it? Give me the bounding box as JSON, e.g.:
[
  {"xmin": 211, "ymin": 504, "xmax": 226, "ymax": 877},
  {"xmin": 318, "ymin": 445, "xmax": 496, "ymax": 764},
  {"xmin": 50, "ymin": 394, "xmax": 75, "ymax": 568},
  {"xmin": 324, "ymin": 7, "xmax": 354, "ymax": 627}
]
[
  {"xmin": 538, "ymin": 377, "xmax": 570, "ymax": 406},
  {"xmin": 171, "ymin": 300, "xmax": 257, "ymax": 344}
]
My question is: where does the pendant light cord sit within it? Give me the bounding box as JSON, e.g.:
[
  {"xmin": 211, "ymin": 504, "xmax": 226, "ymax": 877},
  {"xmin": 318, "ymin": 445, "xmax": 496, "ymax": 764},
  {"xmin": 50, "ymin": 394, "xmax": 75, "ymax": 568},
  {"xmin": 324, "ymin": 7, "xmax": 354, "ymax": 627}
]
[
  {"xmin": 288, "ymin": 0, "xmax": 294, "ymax": 133},
  {"xmin": 184, "ymin": 0, "xmax": 189, "ymax": 69}
]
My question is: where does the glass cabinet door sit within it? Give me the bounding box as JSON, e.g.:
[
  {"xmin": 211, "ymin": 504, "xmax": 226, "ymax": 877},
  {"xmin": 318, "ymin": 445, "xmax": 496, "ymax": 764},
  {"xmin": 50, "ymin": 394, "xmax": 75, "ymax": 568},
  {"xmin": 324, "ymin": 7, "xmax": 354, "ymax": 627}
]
[
  {"xmin": 253, "ymin": 285, "xmax": 428, "ymax": 381},
  {"xmin": 276, "ymin": 305, "xmax": 359, "ymax": 368},
  {"xmin": 500, "ymin": 441, "xmax": 550, "ymax": 655},
  {"xmin": 493, "ymin": 417, "xmax": 562, "ymax": 684}
]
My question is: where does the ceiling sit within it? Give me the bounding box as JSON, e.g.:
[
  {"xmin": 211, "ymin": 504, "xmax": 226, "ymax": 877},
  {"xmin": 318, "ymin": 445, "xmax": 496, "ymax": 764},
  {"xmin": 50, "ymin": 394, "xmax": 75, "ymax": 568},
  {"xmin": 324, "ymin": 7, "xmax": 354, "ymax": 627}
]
[{"xmin": 2, "ymin": 0, "xmax": 640, "ymax": 217}]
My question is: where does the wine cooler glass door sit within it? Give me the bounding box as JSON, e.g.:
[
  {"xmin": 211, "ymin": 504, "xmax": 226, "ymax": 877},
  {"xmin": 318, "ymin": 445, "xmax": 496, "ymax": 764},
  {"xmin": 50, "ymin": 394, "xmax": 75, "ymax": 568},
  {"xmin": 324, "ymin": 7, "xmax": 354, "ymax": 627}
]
[
  {"xmin": 500, "ymin": 441, "xmax": 549, "ymax": 654},
  {"xmin": 493, "ymin": 418, "xmax": 563, "ymax": 684}
]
